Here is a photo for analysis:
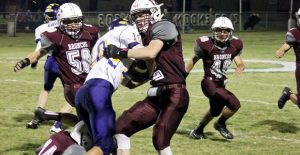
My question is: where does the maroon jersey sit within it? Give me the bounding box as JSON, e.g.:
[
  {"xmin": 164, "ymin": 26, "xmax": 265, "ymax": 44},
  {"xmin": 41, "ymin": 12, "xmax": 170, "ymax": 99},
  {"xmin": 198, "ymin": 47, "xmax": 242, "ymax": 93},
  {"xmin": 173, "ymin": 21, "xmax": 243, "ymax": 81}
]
[
  {"xmin": 143, "ymin": 20, "xmax": 187, "ymax": 86},
  {"xmin": 195, "ymin": 36, "xmax": 243, "ymax": 80},
  {"xmin": 41, "ymin": 24, "xmax": 99, "ymax": 85},
  {"xmin": 36, "ymin": 131, "xmax": 76, "ymax": 155},
  {"xmin": 286, "ymin": 28, "xmax": 300, "ymax": 68}
]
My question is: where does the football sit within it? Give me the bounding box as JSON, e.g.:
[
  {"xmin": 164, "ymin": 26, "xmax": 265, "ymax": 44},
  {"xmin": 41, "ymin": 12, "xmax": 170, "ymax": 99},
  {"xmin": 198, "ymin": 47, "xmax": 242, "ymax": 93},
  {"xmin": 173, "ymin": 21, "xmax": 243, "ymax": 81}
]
[{"xmin": 127, "ymin": 59, "xmax": 149, "ymax": 82}]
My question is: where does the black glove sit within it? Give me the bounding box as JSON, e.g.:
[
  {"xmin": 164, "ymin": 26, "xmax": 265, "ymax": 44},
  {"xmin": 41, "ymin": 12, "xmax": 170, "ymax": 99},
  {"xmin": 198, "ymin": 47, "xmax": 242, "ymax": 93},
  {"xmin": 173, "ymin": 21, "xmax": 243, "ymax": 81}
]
[
  {"xmin": 103, "ymin": 44, "xmax": 128, "ymax": 59},
  {"xmin": 14, "ymin": 58, "xmax": 30, "ymax": 72}
]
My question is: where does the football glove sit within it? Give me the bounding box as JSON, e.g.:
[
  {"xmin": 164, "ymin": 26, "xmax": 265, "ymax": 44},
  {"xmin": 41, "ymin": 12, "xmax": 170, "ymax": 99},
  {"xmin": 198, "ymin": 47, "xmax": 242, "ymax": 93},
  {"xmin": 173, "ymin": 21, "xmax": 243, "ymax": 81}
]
[
  {"xmin": 14, "ymin": 58, "xmax": 30, "ymax": 72},
  {"xmin": 103, "ymin": 44, "xmax": 128, "ymax": 59}
]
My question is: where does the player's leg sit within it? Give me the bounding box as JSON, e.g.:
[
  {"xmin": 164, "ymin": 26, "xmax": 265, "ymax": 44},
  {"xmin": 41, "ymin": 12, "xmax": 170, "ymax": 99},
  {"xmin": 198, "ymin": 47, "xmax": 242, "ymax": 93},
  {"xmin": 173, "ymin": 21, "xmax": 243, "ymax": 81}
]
[
  {"xmin": 116, "ymin": 98, "xmax": 160, "ymax": 154},
  {"xmin": 190, "ymin": 78, "xmax": 217, "ymax": 139},
  {"xmin": 278, "ymin": 68, "xmax": 300, "ymax": 109},
  {"xmin": 75, "ymin": 79, "xmax": 115, "ymax": 155},
  {"xmin": 153, "ymin": 86, "xmax": 189, "ymax": 154},
  {"xmin": 27, "ymin": 56, "xmax": 59, "ymax": 129},
  {"xmin": 50, "ymin": 102, "xmax": 73, "ymax": 133},
  {"xmin": 213, "ymin": 88, "xmax": 240, "ymax": 139}
]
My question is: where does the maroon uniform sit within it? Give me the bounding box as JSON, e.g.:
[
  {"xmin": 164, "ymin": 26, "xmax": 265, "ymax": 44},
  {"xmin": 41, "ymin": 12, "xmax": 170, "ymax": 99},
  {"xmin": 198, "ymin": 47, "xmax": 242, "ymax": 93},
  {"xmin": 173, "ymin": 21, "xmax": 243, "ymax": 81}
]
[
  {"xmin": 36, "ymin": 131, "xmax": 76, "ymax": 155},
  {"xmin": 41, "ymin": 24, "xmax": 99, "ymax": 106},
  {"xmin": 195, "ymin": 36, "xmax": 242, "ymax": 116},
  {"xmin": 116, "ymin": 20, "xmax": 189, "ymax": 150},
  {"xmin": 286, "ymin": 28, "xmax": 300, "ymax": 106}
]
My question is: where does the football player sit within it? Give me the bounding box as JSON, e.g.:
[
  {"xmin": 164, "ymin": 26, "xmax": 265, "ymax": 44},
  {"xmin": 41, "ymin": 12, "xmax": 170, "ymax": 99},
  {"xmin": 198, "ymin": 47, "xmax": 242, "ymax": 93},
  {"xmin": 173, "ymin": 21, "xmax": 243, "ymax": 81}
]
[
  {"xmin": 275, "ymin": 8, "xmax": 300, "ymax": 109},
  {"xmin": 14, "ymin": 2, "xmax": 100, "ymax": 131},
  {"xmin": 25, "ymin": 3, "xmax": 73, "ymax": 134},
  {"xmin": 75, "ymin": 18, "xmax": 149, "ymax": 155},
  {"xmin": 187, "ymin": 16, "xmax": 245, "ymax": 140},
  {"xmin": 103, "ymin": 0, "xmax": 189, "ymax": 155}
]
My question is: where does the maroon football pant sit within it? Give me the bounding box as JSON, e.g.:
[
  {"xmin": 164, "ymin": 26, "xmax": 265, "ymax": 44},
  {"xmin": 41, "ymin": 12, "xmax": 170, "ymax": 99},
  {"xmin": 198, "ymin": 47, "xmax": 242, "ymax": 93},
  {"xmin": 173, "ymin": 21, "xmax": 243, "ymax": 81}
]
[
  {"xmin": 63, "ymin": 83, "xmax": 82, "ymax": 107},
  {"xmin": 201, "ymin": 78, "xmax": 240, "ymax": 116},
  {"xmin": 116, "ymin": 86, "xmax": 189, "ymax": 150},
  {"xmin": 295, "ymin": 67, "xmax": 300, "ymax": 106}
]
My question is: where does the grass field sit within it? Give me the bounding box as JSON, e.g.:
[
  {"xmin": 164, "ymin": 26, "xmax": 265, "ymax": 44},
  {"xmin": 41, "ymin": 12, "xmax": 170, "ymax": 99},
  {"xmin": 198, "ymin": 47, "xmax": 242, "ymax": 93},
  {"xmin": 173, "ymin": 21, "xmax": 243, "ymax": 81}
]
[{"xmin": 1, "ymin": 31, "xmax": 300, "ymax": 155}]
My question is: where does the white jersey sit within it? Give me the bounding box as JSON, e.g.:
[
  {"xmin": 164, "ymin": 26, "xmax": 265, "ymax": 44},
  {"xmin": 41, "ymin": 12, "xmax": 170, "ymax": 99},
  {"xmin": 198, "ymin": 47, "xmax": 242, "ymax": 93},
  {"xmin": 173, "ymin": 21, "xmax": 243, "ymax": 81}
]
[
  {"xmin": 34, "ymin": 20, "xmax": 58, "ymax": 52},
  {"xmin": 86, "ymin": 22, "xmax": 143, "ymax": 90}
]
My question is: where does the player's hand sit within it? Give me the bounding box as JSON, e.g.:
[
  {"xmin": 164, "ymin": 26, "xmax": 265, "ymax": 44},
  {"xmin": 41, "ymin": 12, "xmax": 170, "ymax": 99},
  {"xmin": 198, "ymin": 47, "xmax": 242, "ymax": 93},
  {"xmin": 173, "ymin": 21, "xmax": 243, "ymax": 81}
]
[
  {"xmin": 14, "ymin": 58, "xmax": 30, "ymax": 72},
  {"xmin": 103, "ymin": 44, "xmax": 128, "ymax": 59},
  {"xmin": 275, "ymin": 50, "xmax": 285, "ymax": 59},
  {"xmin": 235, "ymin": 67, "xmax": 243, "ymax": 76}
]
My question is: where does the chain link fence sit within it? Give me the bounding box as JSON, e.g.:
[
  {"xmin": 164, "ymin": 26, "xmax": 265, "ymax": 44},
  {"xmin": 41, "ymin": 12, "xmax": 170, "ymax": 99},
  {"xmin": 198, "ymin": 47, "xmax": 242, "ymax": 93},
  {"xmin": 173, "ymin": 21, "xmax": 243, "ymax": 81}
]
[{"xmin": 0, "ymin": 11, "xmax": 294, "ymax": 35}]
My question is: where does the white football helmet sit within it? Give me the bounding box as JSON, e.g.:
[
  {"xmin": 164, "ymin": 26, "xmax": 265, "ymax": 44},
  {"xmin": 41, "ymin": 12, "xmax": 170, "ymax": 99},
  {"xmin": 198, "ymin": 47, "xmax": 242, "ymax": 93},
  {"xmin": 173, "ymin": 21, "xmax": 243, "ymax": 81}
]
[
  {"xmin": 70, "ymin": 121, "xmax": 93, "ymax": 150},
  {"xmin": 57, "ymin": 3, "xmax": 83, "ymax": 39},
  {"xmin": 211, "ymin": 17, "xmax": 234, "ymax": 43},
  {"xmin": 296, "ymin": 8, "xmax": 300, "ymax": 27},
  {"xmin": 130, "ymin": 0, "xmax": 164, "ymax": 33}
]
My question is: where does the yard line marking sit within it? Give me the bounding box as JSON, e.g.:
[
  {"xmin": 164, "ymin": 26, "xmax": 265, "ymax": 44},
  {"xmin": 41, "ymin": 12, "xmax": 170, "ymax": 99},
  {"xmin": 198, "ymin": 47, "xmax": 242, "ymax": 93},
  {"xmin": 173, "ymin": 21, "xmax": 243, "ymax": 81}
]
[
  {"xmin": 0, "ymin": 58, "xmax": 296, "ymax": 72},
  {"xmin": 0, "ymin": 79, "xmax": 42, "ymax": 84}
]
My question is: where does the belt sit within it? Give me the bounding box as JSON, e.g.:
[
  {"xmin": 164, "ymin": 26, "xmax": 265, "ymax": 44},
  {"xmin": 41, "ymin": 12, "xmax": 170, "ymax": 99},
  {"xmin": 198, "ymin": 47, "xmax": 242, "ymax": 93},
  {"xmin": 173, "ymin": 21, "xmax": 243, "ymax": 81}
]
[
  {"xmin": 162, "ymin": 84, "xmax": 186, "ymax": 90},
  {"xmin": 205, "ymin": 76, "xmax": 223, "ymax": 82}
]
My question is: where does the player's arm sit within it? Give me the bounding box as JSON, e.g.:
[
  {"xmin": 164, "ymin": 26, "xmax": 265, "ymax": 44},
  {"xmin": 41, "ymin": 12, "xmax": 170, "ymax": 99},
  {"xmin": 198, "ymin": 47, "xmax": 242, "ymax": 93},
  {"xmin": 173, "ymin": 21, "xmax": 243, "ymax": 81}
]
[
  {"xmin": 14, "ymin": 48, "xmax": 47, "ymax": 72},
  {"xmin": 185, "ymin": 55, "xmax": 199, "ymax": 73},
  {"xmin": 127, "ymin": 40, "xmax": 163, "ymax": 59},
  {"xmin": 275, "ymin": 31, "xmax": 294, "ymax": 59},
  {"xmin": 104, "ymin": 21, "xmax": 178, "ymax": 60},
  {"xmin": 275, "ymin": 43, "xmax": 291, "ymax": 59},
  {"xmin": 233, "ymin": 55, "xmax": 245, "ymax": 76},
  {"xmin": 185, "ymin": 40, "xmax": 204, "ymax": 73}
]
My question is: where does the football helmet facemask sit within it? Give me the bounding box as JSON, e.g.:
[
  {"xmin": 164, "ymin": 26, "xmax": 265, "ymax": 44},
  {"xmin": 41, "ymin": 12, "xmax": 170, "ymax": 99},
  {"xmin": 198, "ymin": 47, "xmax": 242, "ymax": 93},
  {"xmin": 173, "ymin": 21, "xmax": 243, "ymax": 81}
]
[
  {"xmin": 44, "ymin": 3, "xmax": 60, "ymax": 23},
  {"xmin": 57, "ymin": 3, "xmax": 83, "ymax": 39},
  {"xmin": 130, "ymin": 0, "xmax": 164, "ymax": 33},
  {"xmin": 211, "ymin": 17, "xmax": 234, "ymax": 44},
  {"xmin": 70, "ymin": 121, "xmax": 93, "ymax": 150},
  {"xmin": 296, "ymin": 8, "xmax": 300, "ymax": 27}
]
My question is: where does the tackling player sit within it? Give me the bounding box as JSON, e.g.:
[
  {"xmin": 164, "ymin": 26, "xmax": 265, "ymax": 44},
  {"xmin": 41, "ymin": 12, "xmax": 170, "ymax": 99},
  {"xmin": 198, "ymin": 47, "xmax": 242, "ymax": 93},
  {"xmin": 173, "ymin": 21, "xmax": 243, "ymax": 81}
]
[
  {"xmin": 75, "ymin": 18, "xmax": 149, "ymax": 155},
  {"xmin": 14, "ymin": 2, "xmax": 100, "ymax": 130},
  {"xmin": 275, "ymin": 8, "xmax": 300, "ymax": 109},
  {"xmin": 25, "ymin": 3, "xmax": 73, "ymax": 134},
  {"xmin": 103, "ymin": 0, "xmax": 189, "ymax": 154},
  {"xmin": 187, "ymin": 17, "xmax": 245, "ymax": 140}
]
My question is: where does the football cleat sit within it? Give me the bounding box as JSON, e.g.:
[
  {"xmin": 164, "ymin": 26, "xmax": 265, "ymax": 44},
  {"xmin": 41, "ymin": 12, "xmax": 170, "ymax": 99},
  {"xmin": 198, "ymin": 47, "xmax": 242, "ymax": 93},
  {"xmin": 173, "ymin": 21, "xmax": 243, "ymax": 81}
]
[
  {"xmin": 26, "ymin": 119, "xmax": 40, "ymax": 129},
  {"xmin": 190, "ymin": 129, "xmax": 206, "ymax": 139},
  {"xmin": 49, "ymin": 125, "xmax": 62, "ymax": 134},
  {"xmin": 49, "ymin": 121, "xmax": 62, "ymax": 134},
  {"xmin": 214, "ymin": 122, "xmax": 234, "ymax": 139},
  {"xmin": 278, "ymin": 87, "xmax": 291, "ymax": 109}
]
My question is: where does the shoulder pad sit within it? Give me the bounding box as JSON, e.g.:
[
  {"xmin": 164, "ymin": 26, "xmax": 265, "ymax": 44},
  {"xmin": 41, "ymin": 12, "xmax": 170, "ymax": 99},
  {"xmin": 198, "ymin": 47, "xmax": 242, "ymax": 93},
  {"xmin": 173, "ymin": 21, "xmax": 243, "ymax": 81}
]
[{"xmin": 199, "ymin": 36, "xmax": 209, "ymax": 42}]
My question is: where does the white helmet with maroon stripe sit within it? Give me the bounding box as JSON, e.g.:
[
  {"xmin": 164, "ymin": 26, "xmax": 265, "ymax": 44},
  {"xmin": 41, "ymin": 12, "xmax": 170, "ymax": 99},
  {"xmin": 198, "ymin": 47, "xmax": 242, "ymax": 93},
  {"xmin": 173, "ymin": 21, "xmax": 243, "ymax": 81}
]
[
  {"xmin": 56, "ymin": 3, "xmax": 83, "ymax": 39},
  {"xmin": 130, "ymin": 0, "xmax": 164, "ymax": 33},
  {"xmin": 70, "ymin": 121, "xmax": 93, "ymax": 150},
  {"xmin": 296, "ymin": 8, "xmax": 300, "ymax": 27}
]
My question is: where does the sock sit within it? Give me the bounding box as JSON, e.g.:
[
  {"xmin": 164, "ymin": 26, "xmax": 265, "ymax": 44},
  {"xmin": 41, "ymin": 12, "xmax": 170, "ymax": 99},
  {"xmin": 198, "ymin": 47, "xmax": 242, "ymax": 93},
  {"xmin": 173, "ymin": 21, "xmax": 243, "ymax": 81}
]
[
  {"xmin": 195, "ymin": 123, "xmax": 206, "ymax": 133},
  {"xmin": 218, "ymin": 116, "xmax": 228, "ymax": 125},
  {"xmin": 54, "ymin": 121, "xmax": 62, "ymax": 128},
  {"xmin": 159, "ymin": 146, "xmax": 172, "ymax": 155},
  {"xmin": 43, "ymin": 111, "xmax": 62, "ymax": 121}
]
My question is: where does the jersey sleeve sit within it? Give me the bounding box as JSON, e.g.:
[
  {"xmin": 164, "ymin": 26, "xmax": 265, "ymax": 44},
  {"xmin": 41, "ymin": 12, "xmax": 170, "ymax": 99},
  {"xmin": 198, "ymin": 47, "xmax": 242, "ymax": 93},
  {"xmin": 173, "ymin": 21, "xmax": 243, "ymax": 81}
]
[
  {"xmin": 121, "ymin": 26, "xmax": 143, "ymax": 49},
  {"xmin": 286, "ymin": 31, "xmax": 296, "ymax": 46},
  {"xmin": 40, "ymin": 33, "xmax": 57, "ymax": 54},
  {"xmin": 151, "ymin": 20, "xmax": 178, "ymax": 45}
]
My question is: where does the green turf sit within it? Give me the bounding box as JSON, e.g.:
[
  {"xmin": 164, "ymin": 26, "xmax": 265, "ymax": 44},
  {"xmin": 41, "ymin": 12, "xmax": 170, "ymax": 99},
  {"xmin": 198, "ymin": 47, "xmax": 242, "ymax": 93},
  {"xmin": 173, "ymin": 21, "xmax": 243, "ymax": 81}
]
[{"xmin": 0, "ymin": 31, "xmax": 299, "ymax": 155}]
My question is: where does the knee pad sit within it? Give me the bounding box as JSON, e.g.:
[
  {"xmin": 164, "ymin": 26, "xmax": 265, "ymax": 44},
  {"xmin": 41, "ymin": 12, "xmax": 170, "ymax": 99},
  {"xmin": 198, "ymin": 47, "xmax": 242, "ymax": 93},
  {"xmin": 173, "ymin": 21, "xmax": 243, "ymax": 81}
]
[
  {"xmin": 115, "ymin": 134, "xmax": 130, "ymax": 149},
  {"xmin": 44, "ymin": 83, "xmax": 54, "ymax": 91}
]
